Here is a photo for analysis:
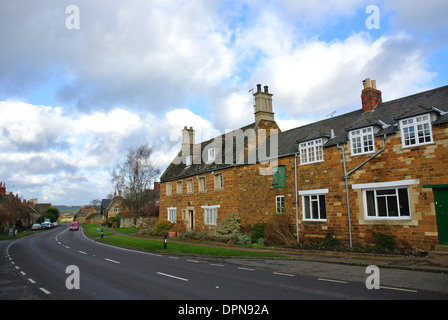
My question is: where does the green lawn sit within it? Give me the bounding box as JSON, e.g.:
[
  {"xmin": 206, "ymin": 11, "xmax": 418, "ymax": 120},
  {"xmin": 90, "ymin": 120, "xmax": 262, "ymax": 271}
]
[{"xmin": 98, "ymin": 236, "xmax": 284, "ymax": 258}]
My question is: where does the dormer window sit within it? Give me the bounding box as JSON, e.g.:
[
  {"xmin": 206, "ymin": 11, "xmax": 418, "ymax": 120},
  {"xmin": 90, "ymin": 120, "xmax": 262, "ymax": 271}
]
[
  {"xmin": 208, "ymin": 147, "xmax": 216, "ymax": 162},
  {"xmin": 299, "ymin": 138, "xmax": 324, "ymax": 165},
  {"xmin": 185, "ymin": 155, "xmax": 192, "ymax": 166},
  {"xmin": 350, "ymin": 126, "xmax": 374, "ymax": 155},
  {"xmin": 400, "ymin": 114, "xmax": 433, "ymax": 147}
]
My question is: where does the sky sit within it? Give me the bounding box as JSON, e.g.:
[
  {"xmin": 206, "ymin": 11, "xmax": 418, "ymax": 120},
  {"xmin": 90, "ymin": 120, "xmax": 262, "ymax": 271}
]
[{"xmin": 0, "ymin": 0, "xmax": 447, "ymax": 205}]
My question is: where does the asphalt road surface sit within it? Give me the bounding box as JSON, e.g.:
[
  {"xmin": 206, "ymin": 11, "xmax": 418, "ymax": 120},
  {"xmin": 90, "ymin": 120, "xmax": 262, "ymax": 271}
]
[{"xmin": 3, "ymin": 224, "xmax": 447, "ymax": 302}]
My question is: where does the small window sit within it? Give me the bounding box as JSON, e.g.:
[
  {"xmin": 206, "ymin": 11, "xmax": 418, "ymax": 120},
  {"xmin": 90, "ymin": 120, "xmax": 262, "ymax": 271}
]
[
  {"xmin": 400, "ymin": 114, "xmax": 433, "ymax": 147},
  {"xmin": 185, "ymin": 155, "xmax": 192, "ymax": 166},
  {"xmin": 167, "ymin": 207, "xmax": 177, "ymax": 223},
  {"xmin": 208, "ymin": 148, "xmax": 215, "ymax": 162},
  {"xmin": 215, "ymin": 173, "xmax": 223, "ymax": 190},
  {"xmin": 350, "ymin": 126, "xmax": 374, "ymax": 155},
  {"xmin": 273, "ymin": 166, "xmax": 286, "ymax": 188},
  {"xmin": 187, "ymin": 179, "xmax": 194, "ymax": 194},
  {"xmin": 276, "ymin": 195, "xmax": 285, "ymax": 214},
  {"xmin": 303, "ymin": 195, "xmax": 327, "ymax": 220},
  {"xmin": 177, "ymin": 181, "xmax": 183, "ymax": 194},
  {"xmin": 299, "ymin": 139, "xmax": 324, "ymax": 165},
  {"xmin": 166, "ymin": 182, "xmax": 172, "ymax": 196},
  {"xmin": 199, "ymin": 177, "xmax": 206, "ymax": 192}
]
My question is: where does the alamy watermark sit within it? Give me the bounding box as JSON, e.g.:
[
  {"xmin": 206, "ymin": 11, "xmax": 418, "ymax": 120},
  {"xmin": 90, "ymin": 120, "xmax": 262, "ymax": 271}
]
[
  {"xmin": 66, "ymin": 5, "xmax": 80, "ymax": 30},
  {"xmin": 65, "ymin": 265, "xmax": 80, "ymax": 290},
  {"xmin": 365, "ymin": 265, "xmax": 380, "ymax": 289},
  {"xmin": 365, "ymin": 5, "xmax": 380, "ymax": 30}
]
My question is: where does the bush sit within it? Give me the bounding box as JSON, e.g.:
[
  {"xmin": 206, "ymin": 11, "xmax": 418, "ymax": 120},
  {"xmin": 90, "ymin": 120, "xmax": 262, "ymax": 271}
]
[
  {"xmin": 372, "ymin": 231, "xmax": 395, "ymax": 250},
  {"xmin": 264, "ymin": 214, "xmax": 295, "ymax": 246},
  {"xmin": 212, "ymin": 213, "xmax": 241, "ymax": 238},
  {"xmin": 153, "ymin": 220, "xmax": 173, "ymax": 235},
  {"xmin": 249, "ymin": 223, "xmax": 266, "ymax": 243}
]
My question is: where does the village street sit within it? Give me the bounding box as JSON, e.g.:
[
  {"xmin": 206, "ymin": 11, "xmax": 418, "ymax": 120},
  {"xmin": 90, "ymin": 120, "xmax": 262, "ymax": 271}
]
[{"xmin": 1, "ymin": 224, "xmax": 447, "ymax": 303}]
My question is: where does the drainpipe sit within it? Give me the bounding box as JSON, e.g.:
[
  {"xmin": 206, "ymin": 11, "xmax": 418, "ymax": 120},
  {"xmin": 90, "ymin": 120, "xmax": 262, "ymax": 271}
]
[
  {"xmin": 337, "ymin": 134, "xmax": 387, "ymax": 248},
  {"xmin": 294, "ymin": 152, "xmax": 299, "ymax": 244}
]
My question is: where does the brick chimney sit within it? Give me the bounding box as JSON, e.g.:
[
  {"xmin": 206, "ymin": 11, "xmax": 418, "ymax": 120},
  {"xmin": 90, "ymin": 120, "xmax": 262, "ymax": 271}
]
[
  {"xmin": 0, "ymin": 182, "xmax": 6, "ymax": 195},
  {"xmin": 361, "ymin": 78, "xmax": 382, "ymax": 112},
  {"xmin": 254, "ymin": 84, "xmax": 275, "ymax": 123},
  {"xmin": 153, "ymin": 182, "xmax": 160, "ymax": 190},
  {"xmin": 181, "ymin": 126, "xmax": 195, "ymax": 164}
]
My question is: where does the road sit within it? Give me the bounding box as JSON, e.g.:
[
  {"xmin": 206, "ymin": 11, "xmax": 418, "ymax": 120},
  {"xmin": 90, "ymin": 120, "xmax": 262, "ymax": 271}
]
[{"xmin": 2, "ymin": 224, "xmax": 447, "ymax": 303}]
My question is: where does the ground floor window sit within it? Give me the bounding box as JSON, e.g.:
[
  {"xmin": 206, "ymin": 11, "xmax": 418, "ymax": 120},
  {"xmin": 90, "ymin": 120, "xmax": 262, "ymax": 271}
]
[
  {"xmin": 352, "ymin": 179, "xmax": 418, "ymax": 220},
  {"xmin": 299, "ymin": 189, "xmax": 328, "ymax": 221},
  {"xmin": 167, "ymin": 207, "xmax": 177, "ymax": 223},
  {"xmin": 276, "ymin": 195, "xmax": 285, "ymax": 214},
  {"xmin": 364, "ymin": 188, "xmax": 410, "ymax": 218},
  {"xmin": 202, "ymin": 205, "xmax": 220, "ymax": 225}
]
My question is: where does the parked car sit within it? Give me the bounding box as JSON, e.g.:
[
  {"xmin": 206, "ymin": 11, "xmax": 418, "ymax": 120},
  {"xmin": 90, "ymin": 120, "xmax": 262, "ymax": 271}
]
[
  {"xmin": 69, "ymin": 222, "xmax": 79, "ymax": 231},
  {"xmin": 40, "ymin": 222, "xmax": 53, "ymax": 229},
  {"xmin": 31, "ymin": 223, "xmax": 42, "ymax": 230}
]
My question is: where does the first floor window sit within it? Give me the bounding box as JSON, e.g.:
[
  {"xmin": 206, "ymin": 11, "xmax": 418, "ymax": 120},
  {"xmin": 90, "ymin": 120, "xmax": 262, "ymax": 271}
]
[
  {"xmin": 400, "ymin": 114, "xmax": 433, "ymax": 147},
  {"xmin": 276, "ymin": 195, "xmax": 285, "ymax": 214},
  {"xmin": 299, "ymin": 138, "xmax": 324, "ymax": 165},
  {"xmin": 203, "ymin": 206, "xmax": 218, "ymax": 225},
  {"xmin": 167, "ymin": 208, "xmax": 177, "ymax": 223},
  {"xmin": 215, "ymin": 173, "xmax": 223, "ymax": 190},
  {"xmin": 350, "ymin": 126, "xmax": 374, "ymax": 155},
  {"xmin": 364, "ymin": 187, "xmax": 410, "ymax": 219}
]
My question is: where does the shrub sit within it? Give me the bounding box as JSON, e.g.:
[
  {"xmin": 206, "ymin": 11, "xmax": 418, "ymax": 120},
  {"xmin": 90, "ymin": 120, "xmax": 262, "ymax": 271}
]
[
  {"xmin": 264, "ymin": 214, "xmax": 295, "ymax": 246},
  {"xmin": 372, "ymin": 231, "xmax": 395, "ymax": 250},
  {"xmin": 153, "ymin": 220, "xmax": 173, "ymax": 235},
  {"xmin": 249, "ymin": 223, "xmax": 266, "ymax": 243},
  {"xmin": 213, "ymin": 213, "xmax": 241, "ymax": 238}
]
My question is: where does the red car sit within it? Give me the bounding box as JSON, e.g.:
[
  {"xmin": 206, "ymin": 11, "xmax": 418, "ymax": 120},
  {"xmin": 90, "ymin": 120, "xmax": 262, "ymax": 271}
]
[{"xmin": 69, "ymin": 222, "xmax": 79, "ymax": 231}]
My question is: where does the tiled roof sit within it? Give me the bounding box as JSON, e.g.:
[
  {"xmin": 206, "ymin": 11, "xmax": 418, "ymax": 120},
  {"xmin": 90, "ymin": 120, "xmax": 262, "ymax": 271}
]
[{"xmin": 161, "ymin": 85, "xmax": 448, "ymax": 182}]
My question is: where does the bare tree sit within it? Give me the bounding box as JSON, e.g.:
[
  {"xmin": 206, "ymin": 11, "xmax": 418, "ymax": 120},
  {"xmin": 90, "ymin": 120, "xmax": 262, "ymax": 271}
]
[{"xmin": 111, "ymin": 144, "xmax": 160, "ymax": 214}]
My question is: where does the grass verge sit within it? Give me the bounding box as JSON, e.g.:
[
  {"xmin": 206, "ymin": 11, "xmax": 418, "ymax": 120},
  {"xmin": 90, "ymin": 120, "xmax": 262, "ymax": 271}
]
[{"xmin": 98, "ymin": 235, "xmax": 285, "ymax": 258}]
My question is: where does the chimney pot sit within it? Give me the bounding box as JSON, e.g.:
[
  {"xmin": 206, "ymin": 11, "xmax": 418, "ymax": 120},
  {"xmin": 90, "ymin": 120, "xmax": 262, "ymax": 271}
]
[
  {"xmin": 264, "ymin": 86, "xmax": 269, "ymax": 93},
  {"xmin": 256, "ymin": 84, "xmax": 262, "ymax": 93}
]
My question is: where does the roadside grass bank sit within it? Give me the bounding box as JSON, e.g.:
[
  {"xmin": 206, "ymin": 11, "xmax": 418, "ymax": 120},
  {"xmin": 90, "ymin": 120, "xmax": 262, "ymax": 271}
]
[{"xmin": 93, "ymin": 233, "xmax": 285, "ymax": 258}]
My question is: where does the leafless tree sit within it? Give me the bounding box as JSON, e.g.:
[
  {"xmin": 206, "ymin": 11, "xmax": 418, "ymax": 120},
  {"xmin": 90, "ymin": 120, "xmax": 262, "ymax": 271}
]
[{"xmin": 111, "ymin": 144, "xmax": 160, "ymax": 214}]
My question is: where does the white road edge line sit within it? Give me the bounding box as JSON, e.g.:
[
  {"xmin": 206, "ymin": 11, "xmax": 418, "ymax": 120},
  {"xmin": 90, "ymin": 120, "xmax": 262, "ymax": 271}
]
[
  {"xmin": 157, "ymin": 272, "xmax": 189, "ymax": 282},
  {"xmin": 237, "ymin": 267, "xmax": 255, "ymax": 271},
  {"xmin": 28, "ymin": 278, "xmax": 36, "ymax": 284},
  {"xmin": 39, "ymin": 288, "xmax": 51, "ymax": 295},
  {"xmin": 78, "ymin": 251, "xmax": 87, "ymax": 255},
  {"xmin": 380, "ymin": 286, "xmax": 418, "ymax": 293},
  {"xmin": 273, "ymin": 272, "xmax": 295, "ymax": 277},
  {"xmin": 318, "ymin": 278, "xmax": 348, "ymax": 284},
  {"xmin": 105, "ymin": 258, "xmax": 120, "ymax": 264}
]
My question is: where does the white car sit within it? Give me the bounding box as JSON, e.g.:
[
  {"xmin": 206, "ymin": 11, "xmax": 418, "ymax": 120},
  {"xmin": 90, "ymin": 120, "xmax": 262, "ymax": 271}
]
[{"xmin": 31, "ymin": 223, "xmax": 42, "ymax": 230}]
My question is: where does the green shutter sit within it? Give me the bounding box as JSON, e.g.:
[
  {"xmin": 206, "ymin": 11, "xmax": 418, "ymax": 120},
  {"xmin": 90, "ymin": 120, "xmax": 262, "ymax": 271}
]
[{"xmin": 273, "ymin": 166, "xmax": 286, "ymax": 188}]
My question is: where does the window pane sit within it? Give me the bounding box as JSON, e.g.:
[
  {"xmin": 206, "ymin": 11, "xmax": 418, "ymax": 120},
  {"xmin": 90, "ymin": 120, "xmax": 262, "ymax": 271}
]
[
  {"xmin": 304, "ymin": 196, "xmax": 310, "ymax": 219},
  {"xmin": 377, "ymin": 196, "xmax": 387, "ymax": 216},
  {"xmin": 398, "ymin": 188, "xmax": 410, "ymax": 216},
  {"xmin": 319, "ymin": 195, "xmax": 326, "ymax": 219},
  {"xmin": 311, "ymin": 198, "xmax": 319, "ymax": 219},
  {"xmin": 376, "ymin": 189, "xmax": 396, "ymax": 196},
  {"xmin": 387, "ymin": 195, "xmax": 399, "ymax": 216},
  {"xmin": 366, "ymin": 191, "xmax": 376, "ymax": 216}
]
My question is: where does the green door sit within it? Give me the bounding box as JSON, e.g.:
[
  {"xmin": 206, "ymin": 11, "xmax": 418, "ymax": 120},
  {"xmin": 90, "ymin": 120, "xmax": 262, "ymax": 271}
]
[{"xmin": 433, "ymin": 187, "xmax": 448, "ymax": 245}]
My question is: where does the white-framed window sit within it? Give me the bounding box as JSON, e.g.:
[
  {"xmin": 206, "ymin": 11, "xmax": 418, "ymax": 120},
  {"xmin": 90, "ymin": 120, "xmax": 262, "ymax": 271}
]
[
  {"xmin": 166, "ymin": 182, "xmax": 172, "ymax": 196},
  {"xmin": 215, "ymin": 173, "xmax": 223, "ymax": 190},
  {"xmin": 167, "ymin": 207, "xmax": 177, "ymax": 223},
  {"xmin": 299, "ymin": 189, "xmax": 328, "ymax": 221},
  {"xmin": 185, "ymin": 155, "xmax": 192, "ymax": 166},
  {"xmin": 350, "ymin": 126, "xmax": 374, "ymax": 155},
  {"xmin": 208, "ymin": 147, "xmax": 216, "ymax": 162},
  {"xmin": 177, "ymin": 181, "xmax": 183, "ymax": 194},
  {"xmin": 199, "ymin": 176, "xmax": 206, "ymax": 192},
  {"xmin": 202, "ymin": 205, "xmax": 220, "ymax": 225},
  {"xmin": 400, "ymin": 114, "xmax": 433, "ymax": 147},
  {"xmin": 187, "ymin": 179, "xmax": 194, "ymax": 194},
  {"xmin": 299, "ymin": 138, "xmax": 324, "ymax": 165},
  {"xmin": 353, "ymin": 180, "xmax": 417, "ymax": 220},
  {"xmin": 276, "ymin": 195, "xmax": 285, "ymax": 214}
]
